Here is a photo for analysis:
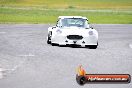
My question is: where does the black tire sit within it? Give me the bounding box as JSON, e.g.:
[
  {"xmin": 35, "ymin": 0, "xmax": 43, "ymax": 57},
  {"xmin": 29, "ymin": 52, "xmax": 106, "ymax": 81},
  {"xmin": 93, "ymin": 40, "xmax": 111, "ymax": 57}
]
[
  {"xmin": 59, "ymin": 45, "xmax": 66, "ymax": 47},
  {"xmin": 51, "ymin": 43, "xmax": 58, "ymax": 46},
  {"xmin": 47, "ymin": 37, "xmax": 51, "ymax": 44},
  {"xmin": 89, "ymin": 45, "xmax": 97, "ymax": 49},
  {"xmin": 85, "ymin": 45, "xmax": 97, "ymax": 49},
  {"xmin": 47, "ymin": 32, "xmax": 52, "ymax": 44},
  {"xmin": 76, "ymin": 75, "xmax": 86, "ymax": 85}
]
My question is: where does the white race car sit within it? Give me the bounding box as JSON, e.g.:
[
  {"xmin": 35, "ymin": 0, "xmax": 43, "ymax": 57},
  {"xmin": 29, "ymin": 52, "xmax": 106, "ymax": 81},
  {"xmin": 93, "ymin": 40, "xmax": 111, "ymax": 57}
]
[{"xmin": 47, "ymin": 16, "xmax": 98, "ymax": 49}]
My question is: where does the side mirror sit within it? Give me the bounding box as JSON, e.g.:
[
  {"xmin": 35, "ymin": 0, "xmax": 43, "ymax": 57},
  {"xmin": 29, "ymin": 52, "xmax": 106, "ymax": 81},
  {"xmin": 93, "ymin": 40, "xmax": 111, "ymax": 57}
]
[
  {"xmin": 56, "ymin": 24, "xmax": 58, "ymax": 27},
  {"xmin": 90, "ymin": 27, "xmax": 93, "ymax": 29},
  {"xmin": 56, "ymin": 23, "xmax": 62, "ymax": 28},
  {"xmin": 89, "ymin": 24, "xmax": 93, "ymax": 29},
  {"xmin": 52, "ymin": 26, "xmax": 56, "ymax": 29},
  {"xmin": 56, "ymin": 25, "xmax": 62, "ymax": 28},
  {"xmin": 85, "ymin": 25, "xmax": 90, "ymax": 29}
]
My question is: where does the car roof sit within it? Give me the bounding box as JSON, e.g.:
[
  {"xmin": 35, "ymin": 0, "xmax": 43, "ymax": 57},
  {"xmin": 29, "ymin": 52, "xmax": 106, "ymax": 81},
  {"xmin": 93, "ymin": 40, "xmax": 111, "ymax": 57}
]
[{"xmin": 58, "ymin": 16, "xmax": 88, "ymax": 20}]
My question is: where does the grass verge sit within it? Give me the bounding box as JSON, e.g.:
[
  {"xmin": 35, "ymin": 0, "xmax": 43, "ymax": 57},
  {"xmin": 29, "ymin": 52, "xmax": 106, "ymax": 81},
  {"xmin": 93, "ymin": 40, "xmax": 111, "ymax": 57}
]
[{"xmin": 0, "ymin": 7, "xmax": 132, "ymax": 24}]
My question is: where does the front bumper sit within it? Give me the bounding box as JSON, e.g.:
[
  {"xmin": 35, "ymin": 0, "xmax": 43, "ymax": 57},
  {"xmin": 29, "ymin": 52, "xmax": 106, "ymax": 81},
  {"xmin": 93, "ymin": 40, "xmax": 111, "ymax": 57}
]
[{"xmin": 51, "ymin": 34, "xmax": 98, "ymax": 47}]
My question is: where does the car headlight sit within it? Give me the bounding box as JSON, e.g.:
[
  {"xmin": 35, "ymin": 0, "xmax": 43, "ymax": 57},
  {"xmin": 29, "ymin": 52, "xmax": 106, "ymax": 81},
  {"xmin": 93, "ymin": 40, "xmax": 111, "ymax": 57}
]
[
  {"xmin": 56, "ymin": 29, "xmax": 62, "ymax": 34},
  {"xmin": 89, "ymin": 31, "xmax": 93, "ymax": 35}
]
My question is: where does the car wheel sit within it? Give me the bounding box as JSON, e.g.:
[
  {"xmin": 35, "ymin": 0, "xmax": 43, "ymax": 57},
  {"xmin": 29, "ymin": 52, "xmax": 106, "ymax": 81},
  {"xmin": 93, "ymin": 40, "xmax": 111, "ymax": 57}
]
[
  {"xmin": 89, "ymin": 45, "xmax": 97, "ymax": 49},
  {"xmin": 59, "ymin": 45, "xmax": 66, "ymax": 47},
  {"xmin": 47, "ymin": 36, "xmax": 51, "ymax": 44},
  {"xmin": 47, "ymin": 32, "xmax": 52, "ymax": 44},
  {"xmin": 51, "ymin": 43, "xmax": 58, "ymax": 46}
]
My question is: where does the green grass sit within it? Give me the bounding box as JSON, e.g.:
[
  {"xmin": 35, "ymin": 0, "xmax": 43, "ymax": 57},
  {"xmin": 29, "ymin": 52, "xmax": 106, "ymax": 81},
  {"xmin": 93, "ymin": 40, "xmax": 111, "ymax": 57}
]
[
  {"xmin": 0, "ymin": 0, "xmax": 132, "ymax": 24},
  {"xmin": 0, "ymin": 7, "xmax": 132, "ymax": 24},
  {"xmin": 1, "ymin": 0, "xmax": 132, "ymax": 9}
]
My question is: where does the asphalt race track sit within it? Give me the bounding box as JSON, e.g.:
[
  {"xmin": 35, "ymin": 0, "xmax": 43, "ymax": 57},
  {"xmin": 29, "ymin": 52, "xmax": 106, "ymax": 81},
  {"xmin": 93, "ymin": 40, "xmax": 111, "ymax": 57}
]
[{"xmin": 0, "ymin": 24, "xmax": 132, "ymax": 88}]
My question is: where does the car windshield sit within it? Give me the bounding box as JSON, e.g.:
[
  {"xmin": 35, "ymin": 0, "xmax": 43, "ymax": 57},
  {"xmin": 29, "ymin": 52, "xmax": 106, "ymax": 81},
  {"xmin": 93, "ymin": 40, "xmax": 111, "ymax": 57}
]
[{"xmin": 61, "ymin": 18, "xmax": 87, "ymax": 28}]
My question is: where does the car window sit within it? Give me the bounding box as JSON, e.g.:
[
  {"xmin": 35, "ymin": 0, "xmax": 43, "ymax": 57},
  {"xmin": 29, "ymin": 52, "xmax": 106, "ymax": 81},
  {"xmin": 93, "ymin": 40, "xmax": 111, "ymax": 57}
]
[{"xmin": 61, "ymin": 18, "xmax": 87, "ymax": 28}]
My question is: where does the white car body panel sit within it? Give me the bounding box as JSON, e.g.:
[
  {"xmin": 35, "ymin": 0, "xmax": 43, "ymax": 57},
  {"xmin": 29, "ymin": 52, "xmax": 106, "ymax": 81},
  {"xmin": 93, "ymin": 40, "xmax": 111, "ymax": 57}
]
[{"xmin": 47, "ymin": 16, "xmax": 98, "ymax": 48}]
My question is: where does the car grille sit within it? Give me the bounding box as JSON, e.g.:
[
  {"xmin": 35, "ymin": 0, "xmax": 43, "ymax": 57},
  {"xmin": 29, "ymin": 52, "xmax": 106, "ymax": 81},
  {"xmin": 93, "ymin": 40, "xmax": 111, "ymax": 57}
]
[{"xmin": 67, "ymin": 35, "xmax": 83, "ymax": 40}]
